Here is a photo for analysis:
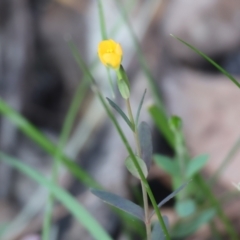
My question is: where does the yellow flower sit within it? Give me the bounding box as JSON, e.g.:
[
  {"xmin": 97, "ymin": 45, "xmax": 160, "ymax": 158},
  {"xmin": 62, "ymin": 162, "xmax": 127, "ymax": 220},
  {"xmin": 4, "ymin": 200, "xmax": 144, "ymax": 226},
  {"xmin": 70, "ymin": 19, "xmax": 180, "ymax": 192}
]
[{"xmin": 98, "ymin": 39, "xmax": 123, "ymax": 69}]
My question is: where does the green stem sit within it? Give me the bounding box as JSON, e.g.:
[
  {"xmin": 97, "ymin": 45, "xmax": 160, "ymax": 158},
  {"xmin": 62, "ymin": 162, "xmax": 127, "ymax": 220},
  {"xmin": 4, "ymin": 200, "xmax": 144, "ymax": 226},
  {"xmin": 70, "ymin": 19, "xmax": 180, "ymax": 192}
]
[{"xmin": 126, "ymin": 98, "xmax": 151, "ymax": 240}]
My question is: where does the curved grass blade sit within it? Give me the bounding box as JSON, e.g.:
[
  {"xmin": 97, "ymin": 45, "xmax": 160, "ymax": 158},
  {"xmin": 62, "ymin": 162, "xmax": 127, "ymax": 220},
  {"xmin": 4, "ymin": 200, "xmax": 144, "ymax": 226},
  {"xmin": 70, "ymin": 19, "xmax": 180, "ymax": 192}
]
[
  {"xmin": 138, "ymin": 121, "xmax": 152, "ymax": 170},
  {"xmin": 171, "ymin": 35, "xmax": 240, "ymax": 88},
  {"xmin": 97, "ymin": 0, "xmax": 108, "ymax": 40},
  {"xmin": 0, "ymin": 97, "xmax": 100, "ymax": 189},
  {"xmin": 91, "ymin": 189, "xmax": 144, "ymax": 222},
  {"xmin": 0, "ymin": 152, "xmax": 112, "ymax": 240},
  {"xmin": 135, "ymin": 89, "xmax": 146, "ymax": 126},
  {"xmin": 106, "ymin": 97, "xmax": 134, "ymax": 131}
]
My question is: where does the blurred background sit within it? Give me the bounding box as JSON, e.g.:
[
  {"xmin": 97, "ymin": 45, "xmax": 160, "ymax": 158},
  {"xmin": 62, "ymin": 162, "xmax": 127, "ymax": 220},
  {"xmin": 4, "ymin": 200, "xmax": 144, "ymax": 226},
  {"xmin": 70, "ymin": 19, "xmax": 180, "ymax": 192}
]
[{"xmin": 1, "ymin": 0, "xmax": 240, "ymax": 239}]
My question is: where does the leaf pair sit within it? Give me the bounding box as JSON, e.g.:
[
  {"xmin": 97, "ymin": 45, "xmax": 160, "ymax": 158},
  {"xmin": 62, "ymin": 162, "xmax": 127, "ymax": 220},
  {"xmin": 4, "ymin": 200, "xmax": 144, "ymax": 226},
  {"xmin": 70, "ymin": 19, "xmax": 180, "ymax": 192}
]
[{"xmin": 91, "ymin": 182, "xmax": 189, "ymax": 223}]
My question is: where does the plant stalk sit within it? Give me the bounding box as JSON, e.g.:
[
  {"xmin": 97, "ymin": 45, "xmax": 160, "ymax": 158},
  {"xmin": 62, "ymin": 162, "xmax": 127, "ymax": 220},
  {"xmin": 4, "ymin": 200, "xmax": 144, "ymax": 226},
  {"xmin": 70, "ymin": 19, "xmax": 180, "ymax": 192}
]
[{"xmin": 126, "ymin": 98, "xmax": 151, "ymax": 240}]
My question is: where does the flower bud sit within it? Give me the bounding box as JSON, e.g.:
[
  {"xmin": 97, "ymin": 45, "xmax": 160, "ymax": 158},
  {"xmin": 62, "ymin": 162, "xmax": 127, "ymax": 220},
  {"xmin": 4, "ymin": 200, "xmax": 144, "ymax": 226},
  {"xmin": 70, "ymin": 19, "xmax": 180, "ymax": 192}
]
[{"xmin": 98, "ymin": 39, "xmax": 123, "ymax": 69}]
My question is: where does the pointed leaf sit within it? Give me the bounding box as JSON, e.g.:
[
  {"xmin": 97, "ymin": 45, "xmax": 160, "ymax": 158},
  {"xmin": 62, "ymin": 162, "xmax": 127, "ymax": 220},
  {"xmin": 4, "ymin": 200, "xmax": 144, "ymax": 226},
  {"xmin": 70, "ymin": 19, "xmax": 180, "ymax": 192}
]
[
  {"xmin": 138, "ymin": 121, "xmax": 153, "ymax": 170},
  {"xmin": 171, "ymin": 35, "xmax": 240, "ymax": 88},
  {"xmin": 150, "ymin": 181, "xmax": 190, "ymax": 218},
  {"xmin": 175, "ymin": 199, "xmax": 196, "ymax": 217},
  {"xmin": 151, "ymin": 216, "xmax": 169, "ymax": 240},
  {"xmin": 154, "ymin": 154, "xmax": 178, "ymax": 176},
  {"xmin": 91, "ymin": 189, "xmax": 144, "ymax": 222},
  {"xmin": 125, "ymin": 155, "xmax": 148, "ymax": 179},
  {"xmin": 186, "ymin": 154, "xmax": 209, "ymax": 178},
  {"xmin": 135, "ymin": 89, "xmax": 147, "ymax": 126},
  {"xmin": 106, "ymin": 98, "xmax": 134, "ymax": 131}
]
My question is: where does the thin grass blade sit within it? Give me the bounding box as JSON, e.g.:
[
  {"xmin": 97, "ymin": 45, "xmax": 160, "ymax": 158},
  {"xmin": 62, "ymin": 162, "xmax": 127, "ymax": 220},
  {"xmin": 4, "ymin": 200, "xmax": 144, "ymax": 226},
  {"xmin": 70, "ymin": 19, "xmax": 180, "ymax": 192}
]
[
  {"xmin": 171, "ymin": 35, "xmax": 240, "ymax": 88},
  {"xmin": 0, "ymin": 97, "xmax": 100, "ymax": 189},
  {"xmin": 0, "ymin": 152, "xmax": 112, "ymax": 240}
]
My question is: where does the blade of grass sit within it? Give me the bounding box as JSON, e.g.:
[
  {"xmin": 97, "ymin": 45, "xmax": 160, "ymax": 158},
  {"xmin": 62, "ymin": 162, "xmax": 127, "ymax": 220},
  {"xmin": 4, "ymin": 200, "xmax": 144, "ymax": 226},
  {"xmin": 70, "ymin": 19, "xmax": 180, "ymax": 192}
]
[
  {"xmin": 97, "ymin": 0, "xmax": 115, "ymax": 97},
  {"xmin": 115, "ymin": 0, "xmax": 166, "ymax": 109},
  {"xmin": 210, "ymin": 135, "xmax": 240, "ymax": 184},
  {"xmin": 170, "ymin": 35, "xmax": 240, "ymax": 88},
  {"xmin": 0, "ymin": 152, "xmax": 113, "ymax": 240},
  {"xmin": 0, "ymin": 97, "xmax": 100, "ymax": 189},
  {"xmin": 42, "ymin": 80, "xmax": 89, "ymax": 240},
  {"xmin": 69, "ymin": 43, "xmax": 171, "ymax": 240}
]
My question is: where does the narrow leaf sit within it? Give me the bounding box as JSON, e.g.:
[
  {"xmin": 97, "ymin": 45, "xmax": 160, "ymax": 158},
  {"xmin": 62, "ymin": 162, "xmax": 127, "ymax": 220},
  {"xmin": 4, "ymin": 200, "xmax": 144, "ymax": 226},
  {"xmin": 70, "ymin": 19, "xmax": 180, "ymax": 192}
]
[
  {"xmin": 154, "ymin": 154, "xmax": 178, "ymax": 176},
  {"xmin": 125, "ymin": 155, "xmax": 148, "ymax": 179},
  {"xmin": 106, "ymin": 98, "xmax": 134, "ymax": 131},
  {"xmin": 135, "ymin": 89, "xmax": 147, "ymax": 126},
  {"xmin": 186, "ymin": 154, "xmax": 209, "ymax": 178},
  {"xmin": 138, "ymin": 121, "xmax": 153, "ymax": 170},
  {"xmin": 91, "ymin": 189, "xmax": 145, "ymax": 222},
  {"xmin": 151, "ymin": 216, "xmax": 169, "ymax": 240},
  {"xmin": 171, "ymin": 35, "xmax": 240, "ymax": 88},
  {"xmin": 150, "ymin": 181, "xmax": 190, "ymax": 218},
  {"xmin": 148, "ymin": 104, "xmax": 175, "ymax": 148},
  {"xmin": 97, "ymin": 0, "xmax": 108, "ymax": 40},
  {"xmin": 0, "ymin": 153, "xmax": 112, "ymax": 240}
]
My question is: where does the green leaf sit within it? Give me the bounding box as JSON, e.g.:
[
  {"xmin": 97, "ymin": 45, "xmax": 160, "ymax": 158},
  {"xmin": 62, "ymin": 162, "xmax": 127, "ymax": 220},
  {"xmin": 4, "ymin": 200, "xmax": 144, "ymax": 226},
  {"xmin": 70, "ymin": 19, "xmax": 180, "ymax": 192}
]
[
  {"xmin": 106, "ymin": 98, "xmax": 134, "ymax": 131},
  {"xmin": 154, "ymin": 154, "xmax": 179, "ymax": 176},
  {"xmin": 0, "ymin": 152, "xmax": 112, "ymax": 240},
  {"xmin": 175, "ymin": 199, "xmax": 196, "ymax": 217},
  {"xmin": 151, "ymin": 216, "xmax": 169, "ymax": 240},
  {"xmin": 135, "ymin": 89, "xmax": 147, "ymax": 126},
  {"xmin": 91, "ymin": 189, "xmax": 144, "ymax": 222},
  {"xmin": 150, "ymin": 181, "xmax": 190, "ymax": 218},
  {"xmin": 148, "ymin": 104, "xmax": 175, "ymax": 149},
  {"xmin": 138, "ymin": 121, "xmax": 152, "ymax": 170},
  {"xmin": 172, "ymin": 209, "xmax": 216, "ymax": 238},
  {"xmin": 125, "ymin": 155, "xmax": 148, "ymax": 179},
  {"xmin": 171, "ymin": 35, "xmax": 240, "ymax": 88},
  {"xmin": 186, "ymin": 154, "xmax": 209, "ymax": 178}
]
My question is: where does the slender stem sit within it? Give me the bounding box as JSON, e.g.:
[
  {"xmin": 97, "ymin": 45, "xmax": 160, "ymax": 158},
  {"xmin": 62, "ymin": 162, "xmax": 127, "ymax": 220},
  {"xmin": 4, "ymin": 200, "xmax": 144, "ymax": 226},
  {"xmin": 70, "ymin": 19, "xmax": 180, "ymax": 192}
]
[
  {"xmin": 126, "ymin": 98, "xmax": 151, "ymax": 240},
  {"xmin": 42, "ymin": 81, "xmax": 89, "ymax": 240}
]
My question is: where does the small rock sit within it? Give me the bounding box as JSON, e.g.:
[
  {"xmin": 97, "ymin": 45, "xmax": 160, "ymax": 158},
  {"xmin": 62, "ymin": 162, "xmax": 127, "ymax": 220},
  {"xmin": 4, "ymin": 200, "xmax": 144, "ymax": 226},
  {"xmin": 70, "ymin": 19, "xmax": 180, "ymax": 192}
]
[{"xmin": 162, "ymin": 0, "xmax": 240, "ymax": 63}]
